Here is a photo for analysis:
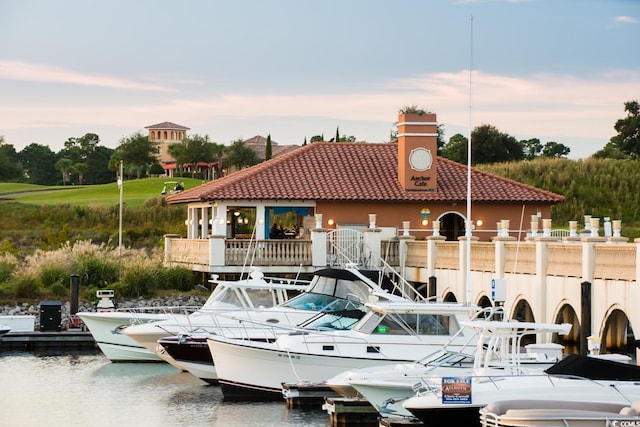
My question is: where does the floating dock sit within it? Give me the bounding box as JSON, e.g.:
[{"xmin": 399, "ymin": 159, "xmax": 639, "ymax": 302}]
[{"xmin": 0, "ymin": 330, "xmax": 96, "ymax": 352}]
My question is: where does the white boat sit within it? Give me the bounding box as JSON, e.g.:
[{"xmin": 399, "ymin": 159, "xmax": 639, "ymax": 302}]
[
  {"xmin": 402, "ymin": 354, "xmax": 640, "ymax": 426},
  {"xmin": 0, "ymin": 324, "xmax": 11, "ymax": 336},
  {"xmin": 78, "ymin": 267, "xmax": 308, "ymax": 363},
  {"xmin": 207, "ymin": 300, "xmax": 484, "ymax": 400},
  {"xmin": 135, "ymin": 265, "xmax": 423, "ymax": 382},
  {"xmin": 325, "ymin": 318, "xmax": 571, "ymax": 418},
  {"xmin": 479, "ymin": 399, "xmax": 640, "ymax": 427}
]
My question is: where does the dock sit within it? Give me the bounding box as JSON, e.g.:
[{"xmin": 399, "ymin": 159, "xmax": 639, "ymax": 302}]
[{"xmin": 0, "ymin": 330, "xmax": 96, "ymax": 352}]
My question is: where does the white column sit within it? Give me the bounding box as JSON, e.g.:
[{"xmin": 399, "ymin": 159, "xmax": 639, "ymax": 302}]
[
  {"xmin": 256, "ymin": 205, "xmax": 266, "ymax": 239},
  {"xmin": 311, "ymin": 227, "xmax": 327, "ymax": 267},
  {"xmin": 402, "ymin": 221, "xmax": 411, "ymax": 236}
]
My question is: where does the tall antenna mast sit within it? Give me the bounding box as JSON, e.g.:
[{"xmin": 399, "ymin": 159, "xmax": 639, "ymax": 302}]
[{"xmin": 465, "ymin": 15, "xmax": 473, "ymax": 305}]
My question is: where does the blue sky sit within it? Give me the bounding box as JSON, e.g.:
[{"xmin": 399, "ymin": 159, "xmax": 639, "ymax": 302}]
[{"xmin": 1, "ymin": 0, "xmax": 638, "ymax": 159}]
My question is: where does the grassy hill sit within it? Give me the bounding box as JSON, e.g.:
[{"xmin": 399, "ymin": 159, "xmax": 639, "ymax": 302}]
[
  {"xmin": 0, "ymin": 177, "xmax": 204, "ymax": 256},
  {"xmin": 0, "ymin": 177, "xmax": 204, "ymax": 208},
  {"xmin": 478, "ymin": 157, "xmax": 640, "ymax": 239}
]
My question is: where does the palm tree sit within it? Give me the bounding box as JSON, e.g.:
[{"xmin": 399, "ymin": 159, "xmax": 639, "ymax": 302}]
[{"xmin": 55, "ymin": 158, "xmax": 74, "ymax": 185}]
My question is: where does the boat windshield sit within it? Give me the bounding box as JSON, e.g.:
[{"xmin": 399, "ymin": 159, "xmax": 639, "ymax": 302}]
[
  {"xmin": 281, "ymin": 271, "xmax": 372, "ymax": 311},
  {"xmin": 418, "ymin": 350, "xmax": 475, "ymax": 368},
  {"xmin": 203, "ymin": 286, "xmax": 282, "ymax": 309},
  {"xmin": 299, "ymin": 305, "xmax": 369, "ymax": 331},
  {"xmin": 354, "ymin": 311, "xmax": 459, "ymax": 336}
]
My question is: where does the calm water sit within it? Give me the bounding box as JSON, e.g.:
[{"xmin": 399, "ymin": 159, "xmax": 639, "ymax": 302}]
[{"xmin": 0, "ymin": 350, "xmax": 331, "ymax": 427}]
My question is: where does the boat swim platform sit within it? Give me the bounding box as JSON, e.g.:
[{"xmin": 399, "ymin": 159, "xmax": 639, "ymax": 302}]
[
  {"xmin": 282, "ymin": 382, "xmax": 341, "ymax": 408},
  {"xmin": 282, "ymin": 382, "xmax": 425, "ymax": 426},
  {"xmin": 0, "ymin": 330, "xmax": 97, "ymax": 352},
  {"xmin": 322, "ymin": 396, "xmax": 426, "ymax": 427},
  {"xmin": 322, "ymin": 396, "xmax": 381, "ymax": 427}
]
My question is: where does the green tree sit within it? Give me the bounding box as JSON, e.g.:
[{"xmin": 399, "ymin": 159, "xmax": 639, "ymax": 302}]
[
  {"xmin": 149, "ymin": 162, "xmax": 166, "ymax": 176},
  {"xmin": 65, "ymin": 133, "xmax": 100, "ymax": 158},
  {"xmin": 605, "ymin": 100, "xmax": 640, "ymax": 159},
  {"xmin": 225, "ymin": 139, "xmax": 260, "ymax": 170},
  {"xmin": 74, "ymin": 162, "xmax": 89, "ymax": 185},
  {"xmin": 55, "ymin": 158, "xmax": 74, "ymax": 185},
  {"xmin": 541, "ymin": 141, "xmax": 570, "ymax": 158},
  {"xmin": 169, "ymin": 134, "xmax": 220, "ymax": 178},
  {"xmin": 441, "ymin": 125, "xmax": 524, "ymax": 165},
  {"xmin": 471, "ymin": 124, "xmax": 524, "ymax": 165},
  {"xmin": 265, "ymin": 134, "xmax": 272, "ymax": 160},
  {"xmin": 112, "ymin": 132, "xmax": 157, "ymax": 179},
  {"xmin": 522, "ymin": 138, "xmax": 543, "ymax": 160},
  {"xmin": 440, "ymin": 133, "xmax": 469, "ymax": 164},
  {"xmin": 88, "ymin": 146, "xmax": 116, "ymax": 184},
  {"xmin": 58, "ymin": 133, "xmax": 112, "ymax": 184},
  {"xmin": 18, "ymin": 143, "xmax": 58, "ymax": 185},
  {"xmin": 592, "ymin": 144, "xmax": 629, "ymax": 159},
  {"xmin": 399, "ymin": 105, "xmax": 427, "ymax": 114},
  {"xmin": 0, "ymin": 138, "xmax": 24, "ymax": 182}
]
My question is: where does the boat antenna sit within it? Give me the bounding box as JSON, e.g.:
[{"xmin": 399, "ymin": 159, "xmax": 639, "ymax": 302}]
[{"xmin": 465, "ymin": 15, "xmax": 473, "ymax": 305}]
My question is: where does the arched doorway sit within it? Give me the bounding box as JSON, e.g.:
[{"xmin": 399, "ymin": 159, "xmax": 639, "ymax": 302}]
[
  {"xmin": 512, "ymin": 299, "xmax": 535, "ymax": 346},
  {"xmin": 553, "ymin": 303, "xmax": 580, "ymax": 355},
  {"xmin": 440, "ymin": 212, "xmax": 465, "ymax": 241},
  {"xmin": 476, "ymin": 295, "xmax": 493, "ymax": 309},
  {"xmin": 511, "ymin": 299, "xmax": 535, "ymax": 322},
  {"xmin": 602, "ymin": 309, "xmax": 636, "ymax": 359},
  {"xmin": 443, "ymin": 292, "xmax": 457, "ymax": 303}
]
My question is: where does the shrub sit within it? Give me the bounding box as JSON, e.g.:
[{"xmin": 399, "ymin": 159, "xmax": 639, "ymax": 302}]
[
  {"xmin": 38, "ymin": 264, "xmax": 68, "ymax": 288},
  {"xmin": 115, "ymin": 264, "xmax": 158, "ymax": 298},
  {"xmin": 158, "ymin": 266, "xmax": 199, "ymax": 291},
  {"xmin": 13, "ymin": 275, "xmax": 40, "ymax": 299},
  {"xmin": 74, "ymin": 255, "xmax": 120, "ymax": 288},
  {"xmin": 50, "ymin": 281, "xmax": 68, "ymax": 298},
  {"xmin": 0, "ymin": 259, "xmax": 16, "ymax": 283}
]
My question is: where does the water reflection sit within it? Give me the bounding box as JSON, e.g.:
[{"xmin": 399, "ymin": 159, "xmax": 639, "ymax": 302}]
[{"xmin": 0, "ymin": 352, "xmax": 330, "ymax": 427}]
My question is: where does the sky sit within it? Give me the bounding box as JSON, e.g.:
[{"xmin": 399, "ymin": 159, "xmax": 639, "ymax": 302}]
[{"xmin": 0, "ymin": 0, "xmax": 638, "ymax": 159}]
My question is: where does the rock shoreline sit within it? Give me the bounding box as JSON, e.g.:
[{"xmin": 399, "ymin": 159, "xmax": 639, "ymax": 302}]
[{"xmin": 1, "ymin": 295, "xmax": 207, "ymax": 330}]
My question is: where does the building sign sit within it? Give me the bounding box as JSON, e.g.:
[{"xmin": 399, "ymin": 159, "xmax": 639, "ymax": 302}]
[
  {"xmin": 441, "ymin": 376, "xmax": 472, "ymax": 404},
  {"xmin": 397, "ymin": 113, "xmax": 438, "ymax": 192}
]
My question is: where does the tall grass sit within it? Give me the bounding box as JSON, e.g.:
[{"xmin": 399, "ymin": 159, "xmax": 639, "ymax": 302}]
[
  {"xmin": 0, "ymin": 240, "xmax": 203, "ymax": 306},
  {"xmin": 478, "ymin": 158, "xmax": 640, "ymax": 239}
]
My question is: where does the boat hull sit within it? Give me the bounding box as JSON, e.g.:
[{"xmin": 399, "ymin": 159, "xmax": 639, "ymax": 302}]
[
  {"xmin": 158, "ymin": 336, "xmax": 217, "ymax": 383},
  {"xmin": 77, "ymin": 311, "xmax": 167, "ymax": 362},
  {"xmin": 208, "ymin": 334, "xmax": 450, "ymax": 400},
  {"xmin": 404, "ymin": 375, "xmax": 640, "ymax": 427}
]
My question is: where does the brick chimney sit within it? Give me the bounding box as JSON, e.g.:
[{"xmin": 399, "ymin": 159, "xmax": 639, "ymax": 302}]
[{"xmin": 397, "ymin": 112, "xmax": 438, "ymax": 191}]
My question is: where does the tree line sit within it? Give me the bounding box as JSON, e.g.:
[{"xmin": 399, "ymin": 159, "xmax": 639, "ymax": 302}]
[
  {"xmin": 392, "ymin": 101, "xmax": 639, "ymax": 165},
  {"xmin": 0, "ymin": 132, "xmax": 266, "ymax": 186},
  {"xmin": 0, "ymin": 100, "xmax": 637, "ymax": 185}
]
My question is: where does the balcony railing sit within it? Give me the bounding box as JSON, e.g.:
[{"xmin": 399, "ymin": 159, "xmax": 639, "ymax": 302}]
[
  {"xmin": 164, "ymin": 234, "xmax": 638, "ymax": 283},
  {"xmin": 225, "ymin": 239, "xmax": 313, "ymax": 266}
]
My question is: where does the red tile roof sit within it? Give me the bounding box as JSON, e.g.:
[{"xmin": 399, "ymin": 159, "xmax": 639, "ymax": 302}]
[
  {"xmin": 243, "ymin": 135, "xmax": 300, "ymax": 159},
  {"xmin": 166, "ymin": 142, "xmax": 564, "ymax": 204},
  {"xmin": 145, "ymin": 121, "xmax": 190, "ymax": 130}
]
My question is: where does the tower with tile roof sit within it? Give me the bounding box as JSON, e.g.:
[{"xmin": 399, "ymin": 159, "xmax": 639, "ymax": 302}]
[{"xmin": 145, "ymin": 121, "xmax": 190, "ymax": 165}]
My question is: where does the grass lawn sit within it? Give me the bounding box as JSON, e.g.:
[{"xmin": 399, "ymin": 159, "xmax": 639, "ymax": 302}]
[{"xmin": 0, "ymin": 177, "xmax": 205, "ymax": 208}]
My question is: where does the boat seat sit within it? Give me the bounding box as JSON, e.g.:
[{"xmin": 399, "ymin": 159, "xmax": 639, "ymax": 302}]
[
  {"xmin": 504, "ymin": 408, "xmax": 634, "ymax": 419},
  {"xmin": 619, "ymin": 406, "xmax": 637, "ymax": 416},
  {"xmin": 484, "ymin": 399, "xmax": 627, "ymax": 416}
]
